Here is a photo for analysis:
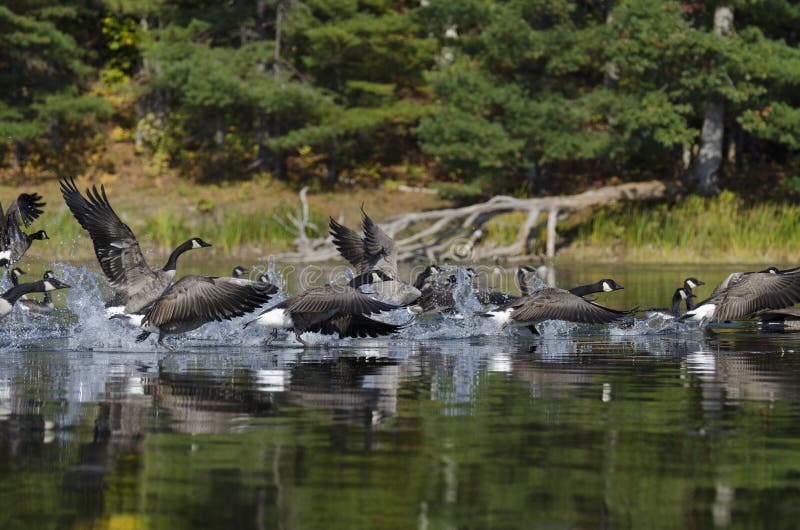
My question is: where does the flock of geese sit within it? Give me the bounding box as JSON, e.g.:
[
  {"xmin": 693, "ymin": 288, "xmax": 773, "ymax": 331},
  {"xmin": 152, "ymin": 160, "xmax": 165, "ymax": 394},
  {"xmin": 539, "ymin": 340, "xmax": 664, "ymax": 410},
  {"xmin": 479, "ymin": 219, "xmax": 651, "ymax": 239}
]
[{"xmin": 2, "ymin": 178, "xmax": 800, "ymax": 350}]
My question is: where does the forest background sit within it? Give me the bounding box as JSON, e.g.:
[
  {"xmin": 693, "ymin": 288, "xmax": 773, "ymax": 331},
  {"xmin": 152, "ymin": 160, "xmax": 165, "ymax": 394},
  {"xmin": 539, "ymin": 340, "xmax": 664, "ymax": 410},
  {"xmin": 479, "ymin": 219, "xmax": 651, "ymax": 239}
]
[{"xmin": 3, "ymin": 0, "xmax": 800, "ymax": 263}]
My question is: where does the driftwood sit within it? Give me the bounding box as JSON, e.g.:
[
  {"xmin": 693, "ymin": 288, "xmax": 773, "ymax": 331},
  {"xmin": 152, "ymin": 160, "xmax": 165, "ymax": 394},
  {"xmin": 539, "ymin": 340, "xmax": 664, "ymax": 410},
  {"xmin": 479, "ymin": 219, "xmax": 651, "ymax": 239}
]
[{"xmin": 270, "ymin": 180, "xmax": 667, "ymax": 263}]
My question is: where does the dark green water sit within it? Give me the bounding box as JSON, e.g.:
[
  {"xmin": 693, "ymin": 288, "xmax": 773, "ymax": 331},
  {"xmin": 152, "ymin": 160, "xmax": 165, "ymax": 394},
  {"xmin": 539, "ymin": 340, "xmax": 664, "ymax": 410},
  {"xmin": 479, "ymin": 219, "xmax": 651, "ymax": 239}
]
[{"xmin": 2, "ymin": 264, "xmax": 800, "ymax": 529}]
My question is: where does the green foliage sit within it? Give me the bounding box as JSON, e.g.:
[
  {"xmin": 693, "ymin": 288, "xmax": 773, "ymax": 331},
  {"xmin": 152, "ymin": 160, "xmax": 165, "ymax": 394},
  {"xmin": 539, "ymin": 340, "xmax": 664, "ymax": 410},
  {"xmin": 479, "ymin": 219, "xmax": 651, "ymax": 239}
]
[{"xmin": 2, "ymin": 0, "xmax": 800, "ymax": 194}]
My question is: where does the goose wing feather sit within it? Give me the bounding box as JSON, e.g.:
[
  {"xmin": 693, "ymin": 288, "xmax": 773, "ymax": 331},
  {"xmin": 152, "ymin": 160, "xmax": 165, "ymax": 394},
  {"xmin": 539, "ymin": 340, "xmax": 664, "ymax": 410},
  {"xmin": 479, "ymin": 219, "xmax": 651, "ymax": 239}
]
[
  {"xmin": 5, "ymin": 193, "xmax": 45, "ymax": 228},
  {"xmin": 760, "ymin": 306, "xmax": 800, "ymax": 321},
  {"xmin": 279, "ymin": 286, "xmax": 400, "ymax": 315},
  {"xmin": 709, "ymin": 272, "xmax": 744, "ymax": 299},
  {"xmin": 710, "ymin": 272, "xmax": 800, "ymax": 321},
  {"xmin": 308, "ymin": 313, "xmax": 404, "ymax": 338},
  {"xmin": 1, "ymin": 214, "xmax": 30, "ymax": 263},
  {"xmin": 509, "ymin": 288, "xmax": 629, "ymax": 324},
  {"xmin": 143, "ymin": 276, "xmax": 278, "ymax": 327},
  {"xmin": 362, "ymin": 210, "xmax": 396, "ymax": 274},
  {"xmin": 60, "ymin": 178, "xmax": 160, "ymax": 303},
  {"xmin": 329, "ymin": 218, "xmax": 369, "ymax": 273}
]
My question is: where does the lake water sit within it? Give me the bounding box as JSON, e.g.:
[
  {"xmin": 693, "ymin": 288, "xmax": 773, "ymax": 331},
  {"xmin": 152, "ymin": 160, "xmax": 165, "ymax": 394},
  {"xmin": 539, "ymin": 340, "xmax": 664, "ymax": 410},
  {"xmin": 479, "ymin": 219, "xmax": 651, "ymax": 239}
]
[{"xmin": 2, "ymin": 262, "xmax": 800, "ymax": 529}]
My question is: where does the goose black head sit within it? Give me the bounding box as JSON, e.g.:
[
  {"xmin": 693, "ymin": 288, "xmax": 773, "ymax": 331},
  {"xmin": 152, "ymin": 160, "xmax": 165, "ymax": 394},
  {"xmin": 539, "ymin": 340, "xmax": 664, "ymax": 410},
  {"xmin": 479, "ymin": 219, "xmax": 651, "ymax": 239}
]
[
  {"xmin": 43, "ymin": 278, "xmax": 71, "ymax": 291},
  {"xmin": 232, "ymin": 266, "xmax": 248, "ymax": 278},
  {"xmin": 43, "ymin": 270, "xmax": 56, "ymax": 280},
  {"xmin": 30, "ymin": 230, "xmax": 49, "ymax": 240},
  {"xmin": 599, "ymin": 279, "xmax": 624, "ymax": 292},
  {"xmin": 191, "ymin": 237, "xmax": 212, "ymax": 249},
  {"xmin": 11, "ymin": 268, "xmax": 25, "ymax": 279},
  {"xmin": 683, "ymin": 277, "xmax": 704, "ymax": 289}
]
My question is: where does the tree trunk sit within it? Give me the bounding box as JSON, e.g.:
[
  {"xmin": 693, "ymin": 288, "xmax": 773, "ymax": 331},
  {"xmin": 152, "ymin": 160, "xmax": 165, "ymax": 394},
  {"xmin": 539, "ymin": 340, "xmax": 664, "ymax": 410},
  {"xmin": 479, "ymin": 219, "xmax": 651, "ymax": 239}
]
[
  {"xmin": 254, "ymin": 0, "xmax": 286, "ymax": 179},
  {"xmin": 134, "ymin": 17, "xmax": 168, "ymax": 152},
  {"xmin": 11, "ymin": 141, "xmax": 23, "ymax": 176},
  {"xmin": 690, "ymin": 6, "xmax": 733, "ymax": 196},
  {"xmin": 215, "ymin": 111, "xmax": 225, "ymax": 149}
]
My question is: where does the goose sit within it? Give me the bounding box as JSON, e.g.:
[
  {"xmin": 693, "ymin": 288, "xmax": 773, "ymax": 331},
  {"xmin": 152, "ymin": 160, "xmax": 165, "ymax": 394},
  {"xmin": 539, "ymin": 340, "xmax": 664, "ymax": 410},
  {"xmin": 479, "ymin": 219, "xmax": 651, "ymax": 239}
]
[
  {"xmin": 681, "ymin": 268, "xmax": 800, "ymax": 323},
  {"xmin": 0, "ymin": 192, "xmax": 46, "ymax": 265},
  {"xmin": 245, "ymin": 270, "xmax": 404, "ymax": 346},
  {"xmin": 644, "ymin": 288, "xmax": 695, "ymax": 319},
  {"xmin": 329, "ymin": 210, "xmax": 421, "ymax": 304},
  {"xmin": 0, "ymin": 277, "xmax": 70, "ymax": 320},
  {"xmin": 410, "ymin": 266, "xmax": 513, "ymax": 315},
  {"xmin": 60, "ymin": 177, "xmax": 212, "ymax": 313},
  {"xmin": 231, "ymin": 266, "xmax": 248, "ymax": 278},
  {"xmin": 18, "ymin": 271, "xmax": 59, "ymax": 313},
  {"xmin": 483, "ymin": 287, "xmax": 632, "ymax": 334},
  {"xmin": 112, "ymin": 275, "xmax": 278, "ymax": 350},
  {"xmin": 568, "ymin": 278, "xmax": 624, "ymax": 298}
]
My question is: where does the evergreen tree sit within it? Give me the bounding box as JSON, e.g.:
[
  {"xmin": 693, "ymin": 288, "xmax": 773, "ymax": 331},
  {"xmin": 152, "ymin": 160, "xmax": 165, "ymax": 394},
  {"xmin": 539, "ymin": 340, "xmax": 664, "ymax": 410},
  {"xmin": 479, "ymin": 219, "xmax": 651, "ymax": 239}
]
[{"xmin": 0, "ymin": 2, "xmax": 109, "ymax": 173}]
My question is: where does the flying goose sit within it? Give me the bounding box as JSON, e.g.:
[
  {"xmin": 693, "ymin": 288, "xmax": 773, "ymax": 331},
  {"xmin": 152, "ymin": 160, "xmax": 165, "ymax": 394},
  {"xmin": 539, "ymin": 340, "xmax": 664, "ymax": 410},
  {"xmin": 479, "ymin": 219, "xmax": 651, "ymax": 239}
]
[
  {"xmin": 329, "ymin": 210, "xmax": 421, "ymax": 304},
  {"xmin": 113, "ymin": 276, "xmax": 278, "ymax": 350},
  {"xmin": 0, "ymin": 192, "xmax": 46, "ymax": 265},
  {"xmin": 60, "ymin": 178, "xmax": 212, "ymax": 313},
  {"xmin": 245, "ymin": 271, "xmax": 404, "ymax": 346},
  {"xmin": 483, "ymin": 287, "xmax": 632, "ymax": 334},
  {"xmin": 231, "ymin": 266, "xmax": 248, "ymax": 278},
  {"xmin": 681, "ymin": 268, "xmax": 800, "ymax": 322},
  {"xmin": 0, "ymin": 277, "xmax": 70, "ymax": 320}
]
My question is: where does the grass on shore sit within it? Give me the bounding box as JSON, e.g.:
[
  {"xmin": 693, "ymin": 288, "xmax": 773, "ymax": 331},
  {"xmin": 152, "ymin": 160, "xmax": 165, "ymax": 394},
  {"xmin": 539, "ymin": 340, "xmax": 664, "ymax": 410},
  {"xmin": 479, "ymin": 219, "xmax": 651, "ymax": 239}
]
[
  {"xmin": 10, "ymin": 174, "xmax": 800, "ymax": 266},
  {"xmin": 563, "ymin": 191, "xmax": 800, "ymax": 263}
]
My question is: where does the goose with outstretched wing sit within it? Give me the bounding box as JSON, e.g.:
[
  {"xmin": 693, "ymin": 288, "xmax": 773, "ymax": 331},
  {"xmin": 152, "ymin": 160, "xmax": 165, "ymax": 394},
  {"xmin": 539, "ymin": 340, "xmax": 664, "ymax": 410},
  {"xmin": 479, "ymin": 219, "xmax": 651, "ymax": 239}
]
[{"xmin": 60, "ymin": 177, "xmax": 211, "ymax": 313}]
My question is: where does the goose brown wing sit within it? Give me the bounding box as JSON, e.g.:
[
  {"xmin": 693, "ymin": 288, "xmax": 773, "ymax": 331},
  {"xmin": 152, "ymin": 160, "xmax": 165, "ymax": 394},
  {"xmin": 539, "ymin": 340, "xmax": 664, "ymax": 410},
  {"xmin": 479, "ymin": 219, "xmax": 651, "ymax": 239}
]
[
  {"xmin": 279, "ymin": 286, "xmax": 400, "ymax": 315},
  {"xmin": 362, "ymin": 210, "xmax": 396, "ymax": 273},
  {"xmin": 60, "ymin": 178, "xmax": 159, "ymax": 300},
  {"xmin": 329, "ymin": 218, "xmax": 368, "ymax": 273},
  {"xmin": 308, "ymin": 313, "xmax": 404, "ymax": 338},
  {"xmin": 711, "ymin": 272, "xmax": 800, "ymax": 322},
  {"xmin": 6, "ymin": 193, "xmax": 45, "ymax": 228},
  {"xmin": 510, "ymin": 288, "xmax": 629, "ymax": 324},
  {"xmin": 1, "ymin": 214, "xmax": 31, "ymax": 263},
  {"xmin": 708, "ymin": 272, "xmax": 745, "ymax": 299},
  {"xmin": 143, "ymin": 276, "xmax": 278, "ymax": 327},
  {"xmin": 760, "ymin": 307, "xmax": 800, "ymax": 322}
]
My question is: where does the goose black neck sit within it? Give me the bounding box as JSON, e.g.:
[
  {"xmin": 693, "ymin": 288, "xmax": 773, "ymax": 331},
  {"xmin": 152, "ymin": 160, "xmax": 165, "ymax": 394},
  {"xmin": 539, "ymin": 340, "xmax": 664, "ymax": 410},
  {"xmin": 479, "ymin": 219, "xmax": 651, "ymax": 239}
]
[
  {"xmin": 2, "ymin": 280, "xmax": 46, "ymax": 305},
  {"xmin": 414, "ymin": 267, "xmax": 436, "ymax": 289},
  {"xmin": 686, "ymin": 295, "xmax": 696, "ymax": 311},
  {"xmin": 569, "ymin": 282, "xmax": 601, "ymax": 297},
  {"xmin": 162, "ymin": 240, "xmax": 195, "ymax": 272},
  {"xmin": 670, "ymin": 291, "xmax": 683, "ymax": 316}
]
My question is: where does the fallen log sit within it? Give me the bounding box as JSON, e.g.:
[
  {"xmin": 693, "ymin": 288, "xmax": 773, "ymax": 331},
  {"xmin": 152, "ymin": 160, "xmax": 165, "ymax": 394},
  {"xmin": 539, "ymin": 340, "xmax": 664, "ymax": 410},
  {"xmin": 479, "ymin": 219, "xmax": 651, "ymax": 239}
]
[{"xmin": 269, "ymin": 180, "xmax": 668, "ymax": 263}]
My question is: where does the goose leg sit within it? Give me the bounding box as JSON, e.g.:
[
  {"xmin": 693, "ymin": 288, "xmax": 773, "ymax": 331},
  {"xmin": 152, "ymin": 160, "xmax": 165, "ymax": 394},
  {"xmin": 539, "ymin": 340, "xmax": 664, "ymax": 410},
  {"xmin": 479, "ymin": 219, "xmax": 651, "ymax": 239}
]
[
  {"xmin": 294, "ymin": 330, "xmax": 310, "ymax": 347},
  {"xmin": 263, "ymin": 328, "xmax": 279, "ymax": 347},
  {"xmin": 158, "ymin": 333, "xmax": 176, "ymax": 353}
]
